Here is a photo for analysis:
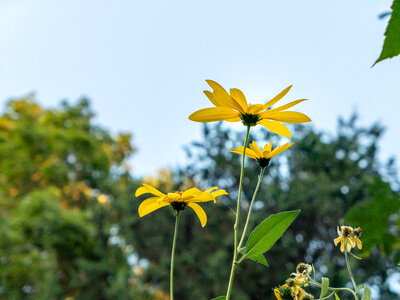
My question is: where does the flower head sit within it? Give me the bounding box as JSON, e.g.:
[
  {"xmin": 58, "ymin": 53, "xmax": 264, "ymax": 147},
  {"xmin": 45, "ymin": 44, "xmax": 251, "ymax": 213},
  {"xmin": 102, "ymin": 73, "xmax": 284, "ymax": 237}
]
[
  {"xmin": 334, "ymin": 226, "xmax": 362, "ymax": 253},
  {"xmin": 135, "ymin": 183, "xmax": 228, "ymax": 227},
  {"xmin": 189, "ymin": 80, "xmax": 311, "ymax": 138},
  {"xmin": 231, "ymin": 140, "xmax": 294, "ymax": 168}
]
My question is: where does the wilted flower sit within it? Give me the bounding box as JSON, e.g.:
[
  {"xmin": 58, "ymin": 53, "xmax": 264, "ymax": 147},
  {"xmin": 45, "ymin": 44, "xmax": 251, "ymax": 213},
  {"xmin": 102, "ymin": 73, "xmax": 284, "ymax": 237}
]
[{"xmin": 334, "ymin": 226, "xmax": 362, "ymax": 253}]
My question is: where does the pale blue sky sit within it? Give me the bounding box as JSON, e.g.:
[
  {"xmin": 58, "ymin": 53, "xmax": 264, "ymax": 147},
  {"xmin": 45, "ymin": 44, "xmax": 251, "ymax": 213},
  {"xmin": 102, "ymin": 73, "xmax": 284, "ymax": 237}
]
[{"xmin": 1, "ymin": 0, "xmax": 399, "ymax": 177}]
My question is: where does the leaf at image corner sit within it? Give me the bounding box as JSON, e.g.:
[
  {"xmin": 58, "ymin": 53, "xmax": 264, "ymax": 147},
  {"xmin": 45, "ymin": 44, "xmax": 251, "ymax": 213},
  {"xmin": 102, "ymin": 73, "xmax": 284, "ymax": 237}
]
[{"xmin": 374, "ymin": 0, "xmax": 400, "ymax": 65}]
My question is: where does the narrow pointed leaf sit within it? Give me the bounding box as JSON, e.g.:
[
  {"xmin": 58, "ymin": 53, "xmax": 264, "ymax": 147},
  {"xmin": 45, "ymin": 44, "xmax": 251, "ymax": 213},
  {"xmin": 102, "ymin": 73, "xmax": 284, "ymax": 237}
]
[
  {"xmin": 212, "ymin": 297, "xmax": 226, "ymax": 300},
  {"xmin": 242, "ymin": 210, "xmax": 300, "ymax": 259}
]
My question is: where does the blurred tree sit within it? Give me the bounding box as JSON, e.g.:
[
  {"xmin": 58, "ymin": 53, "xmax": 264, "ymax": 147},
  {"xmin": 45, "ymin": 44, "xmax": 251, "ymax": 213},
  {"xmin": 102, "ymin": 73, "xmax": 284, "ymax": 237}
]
[
  {"xmin": 0, "ymin": 96, "xmax": 156, "ymax": 299},
  {"xmin": 126, "ymin": 116, "xmax": 399, "ymax": 299}
]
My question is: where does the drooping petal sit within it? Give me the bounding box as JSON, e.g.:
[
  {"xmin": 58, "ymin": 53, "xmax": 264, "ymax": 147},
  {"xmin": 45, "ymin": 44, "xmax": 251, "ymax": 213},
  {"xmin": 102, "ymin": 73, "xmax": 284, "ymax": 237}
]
[
  {"xmin": 138, "ymin": 198, "xmax": 169, "ymax": 217},
  {"xmin": 334, "ymin": 236, "xmax": 343, "ymax": 246},
  {"xmin": 211, "ymin": 189, "xmax": 228, "ymax": 198},
  {"xmin": 258, "ymin": 119, "xmax": 292, "ymax": 138},
  {"xmin": 230, "ymin": 88, "xmax": 248, "ymax": 113},
  {"xmin": 135, "ymin": 184, "xmax": 165, "ymax": 197},
  {"xmin": 263, "ymin": 85, "xmax": 293, "ymax": 110},
  {"xmin": 189, "ymin": 107, "xmax": 239, "ymax": 122},
  {"xmin": 260, "ymin": 111, "xmax": 311, "ymax": 124},
  {"xmin": 268, "ymin": 143, "xmax": 294, "ymax": 158},
  {"xmin": 355, "ymin": 237, "xmax": 362, "ymax": 250},
  {"xmin": 249, "ymin": 141, "xmax": 264, "ymax": 158},
  {"xmin": 204, "ymin": 187, "xmax": 218, "ymax": 193},
  {"xmin": 187, "ymin": 203, "xmax": 207, "ymax": 227},
  {"xmin": 142, "ymin": 183, "xmax": 165, "ymax": 196},
  {"xmin": 266, "ymin": 99, "xmax": 308, "ymax": 113}
]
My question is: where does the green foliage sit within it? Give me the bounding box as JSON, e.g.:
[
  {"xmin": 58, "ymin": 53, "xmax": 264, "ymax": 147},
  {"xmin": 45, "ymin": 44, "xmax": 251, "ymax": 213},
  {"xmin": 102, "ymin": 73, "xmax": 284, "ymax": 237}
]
[
  {"xmin": 375, "ymin": 0, "xmax": 400, "ymax": 65},
  {"xmin": 361, "ymin": 287, "xmax": 371, "ymax": 300},
  {"xmin": 242, "ymin": 210, "xmax": 300, "ymax": 259},
  {"xmin": 0, "ymin": 96, "xmax": 154, "ymax": 299},
  {"xmin": 320, "ymin": 277, "xmax": 329, "ymax": 299},
  {"xmin": 345, "ymin": 177, "xmax": 400, "ymax": 254}
]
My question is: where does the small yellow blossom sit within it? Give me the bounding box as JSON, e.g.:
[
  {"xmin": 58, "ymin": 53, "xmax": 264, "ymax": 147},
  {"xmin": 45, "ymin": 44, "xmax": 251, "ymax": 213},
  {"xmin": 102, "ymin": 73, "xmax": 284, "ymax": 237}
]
[
  {"xmin": 334, "ymin": 226, "xmax": 362, "ymax": 253},
  {"xmin": 135, "ymin": 184, "xmax": 228, "ymax": 227},
  {"xmin": 231, "ymin": 140, "xmax": 294, "ymax": 167},
  {"xmin": 189, "ymin": 80, "xmax": 311, "ymax": 138}
]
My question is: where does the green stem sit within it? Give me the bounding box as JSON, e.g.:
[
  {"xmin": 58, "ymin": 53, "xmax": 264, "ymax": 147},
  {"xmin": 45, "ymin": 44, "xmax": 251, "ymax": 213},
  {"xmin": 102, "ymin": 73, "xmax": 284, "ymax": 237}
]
[
  {"xmin": 170, "ymin": 211, "xmax": 181, "ymax": 300},
  {"xmin": 237, "ymin": 167, "xmax": 265, "ymax": 252},
  {"xmin": 308, "ymin": 277, "xmax": 358, "ymax": 299},
  {"xmin": 225, "ymin": 125, "xmax": 251, "ymax": 300},
  {"xmin": 344, "ymin": 245, "xmax": 358, "ymax": 297}
]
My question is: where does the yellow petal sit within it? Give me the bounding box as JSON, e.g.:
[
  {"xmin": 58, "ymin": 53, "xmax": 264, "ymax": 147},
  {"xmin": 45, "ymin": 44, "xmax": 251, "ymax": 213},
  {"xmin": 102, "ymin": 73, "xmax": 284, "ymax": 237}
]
[
  {"xmin": 263, "ymin": 140, "xmax": 273, "ymax": 153},
  {"xmin": 356, "ymin": 238, "xmax": 362, "ymax": 250},
  {"xmin": 263, "ymin": 85, "xmax": 292, "ymax": 110},
  {"xmin": 204, "ymin": 90, "xmax": 224, "ymax": 107},
  {"xmin": 206, "ymin": 79, "xmax": 228, "ymax": 92},
  {"xmin": 135, "ymin": 184, "xmax": 165, "ymax": 197},
  {"xmin": 260, "ymin": 111, "xmax": 311, "ymax": 124},
  {"xmin": 231, "ymin": 147, "xmax": 258, "ymax": 159},
  {"xmin": 334, "ymin": 236, "xmax": 343, "ymax": 246},
  {"xmin": 249, "ymin": 141, "xmax": 263, "ymax": 158},
  {"xmin": 187, "ymin": 203, "xmax": 207, "ymax": 227},
  {"xmin": 274, "ymin": 289, "xmax": 283, "ymax": 300},
  {"xmin": 142, "ymin": 183, "xmax": 165, "ymax": 197},
  {"xmin": 266, "ymin": 99, "xmax": 308, "ymax": 113},
  {"xmin": 138, "ymin": 198, "xmax": 169, "ymax": 217},
  {"xmin": 193, "ymin": 191, "xmax": 215, "ymax": 202},
  {"xmin": 213, "ymin": 89, "xmax": 244, "ymax": 112},
  {"xmin": 268, "ymin": 143, "xmax": 294, "ymax": 158},
  {"xmin": 189, "ymin": 107, "xmax": 239, "ymax": 122},
  {"xmin": 230, "ymin": 88, "xmax": 248, "ymax": 113},
  {"xmin": 258, "ymin": 120, "xmax": 292, "ymax": 138},
  {"xmin": 248, "ymin": 104, "xmax": 266, "ymax": 114},
  {"xmin": 211, "ymin": 189, "xmax": 228, "ymax": 198},
  {"xmin": 182, "ymin": 187, "xmax": 202, "ymax": 198},
  {"xmin": 206, "ymin": 80, "xmax": 243, "ymax": 112}
]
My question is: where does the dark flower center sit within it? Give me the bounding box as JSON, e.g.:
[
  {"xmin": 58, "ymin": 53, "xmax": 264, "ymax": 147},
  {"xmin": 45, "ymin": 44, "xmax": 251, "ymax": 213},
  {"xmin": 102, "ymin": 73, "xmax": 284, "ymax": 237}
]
[
  {"xmin": 257, "ymin": 157, "xmax": 270, "ymax": 168},
  {"xmin": 170, "ymin": 201, "xmax": 187, "ymax": 211},
  {"xmin": 240, "ymin": 113, "xmax": 260, "ymax": 126}
]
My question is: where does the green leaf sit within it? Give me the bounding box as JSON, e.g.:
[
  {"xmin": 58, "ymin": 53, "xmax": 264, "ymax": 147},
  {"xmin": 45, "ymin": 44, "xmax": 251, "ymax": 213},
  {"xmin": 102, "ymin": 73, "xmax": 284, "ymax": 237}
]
[
  {"xmin": 374, "ymin": 0, "xmax": 400, "ymax": 65},
  {"xmin": 319, "ymin": 277, "xmax": 329, "ymax": 299},
  {"xmin": 361, "ymin": 287, "xmax": 371, "ymax": 300},
  {"xmin": 242, "ymin": 210, "xmax": 300, "ymax": 259},
  {"xmin": 211, "ymin": 297, "xmax": 226, "ymax": 300},
  {"xmin": 239, "ymin": 249, "xmax": 269, "ymax": 267},
  {"xmin": 335, "ymin": 293, "xmax": 340, "ymax": 300}
]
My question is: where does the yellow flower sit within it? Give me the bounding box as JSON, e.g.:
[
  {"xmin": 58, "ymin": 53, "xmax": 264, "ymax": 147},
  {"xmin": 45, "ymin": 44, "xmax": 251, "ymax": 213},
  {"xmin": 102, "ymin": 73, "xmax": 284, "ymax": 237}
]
[
  {"xmin": 135, "ymin": 183, "xmax": 228, "ymax": 227},
  {"xmin": 231, "ymin": 140, "xmax": 294, "ymax": 167},
  {"xmin": 189, "ymin": 80, "xmax": 311, "ymax": 138},
  {"xmin": 334, "ymin": 226, "xmax": 362, "ymax": 252}
]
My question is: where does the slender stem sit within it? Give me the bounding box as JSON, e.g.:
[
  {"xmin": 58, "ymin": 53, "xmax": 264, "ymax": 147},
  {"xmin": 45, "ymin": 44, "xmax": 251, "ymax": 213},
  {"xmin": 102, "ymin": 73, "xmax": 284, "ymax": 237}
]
[
  {"xmin": 237, "ymin": 167, "xmax": 265, "ymax": 252},
  {"xmin": 225, "ymin": 125, "xmax": 251, "ymax": 300},
  {"xmin": 344, "ymin": 245, "xmax": 358, "ymax": 296},
  {"xmin": 170, "ymin": 211, "xmax": 181, "ymax": 300},
  {"xmin": 308, "ymin": 278, "xmax": 358, "ymax": 299}
]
